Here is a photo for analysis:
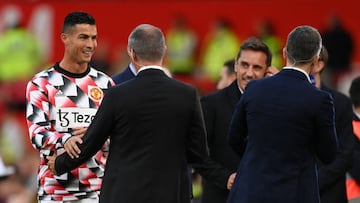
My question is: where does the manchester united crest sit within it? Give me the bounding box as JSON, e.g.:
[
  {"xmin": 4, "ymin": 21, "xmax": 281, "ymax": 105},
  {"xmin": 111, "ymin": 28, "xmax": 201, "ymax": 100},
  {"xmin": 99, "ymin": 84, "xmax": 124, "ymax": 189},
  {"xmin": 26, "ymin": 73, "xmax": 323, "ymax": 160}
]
[{"xmin": 88, "ymin": 86, "xmax": 103, "ymax": 102}]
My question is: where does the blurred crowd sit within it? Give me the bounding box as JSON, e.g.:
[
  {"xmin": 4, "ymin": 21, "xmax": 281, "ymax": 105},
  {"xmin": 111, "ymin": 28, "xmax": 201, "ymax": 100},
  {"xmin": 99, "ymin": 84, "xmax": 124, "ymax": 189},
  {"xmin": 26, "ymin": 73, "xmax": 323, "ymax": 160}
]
[{"xmin": 0, "ymin": 10, "xmax": 357, "ymax": 203}]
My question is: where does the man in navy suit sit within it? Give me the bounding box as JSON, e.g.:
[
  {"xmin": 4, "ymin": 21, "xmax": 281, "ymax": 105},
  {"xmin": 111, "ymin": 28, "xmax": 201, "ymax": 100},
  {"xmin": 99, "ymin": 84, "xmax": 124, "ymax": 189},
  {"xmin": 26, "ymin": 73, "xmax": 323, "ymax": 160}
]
[
  {"xmin": 227, "ymin": 25, "xmax": 338, "ymax": 203},
  {"xmin": 111, "ymin": 62, "xmax": 136, "ymax": 85},
  {"xmin": 193, "ymin": 37, "xmax": 275, "ymax": 203},
  {"xmin": 47, "ymin": 24, "xmax": 208, "ymax": 203}
]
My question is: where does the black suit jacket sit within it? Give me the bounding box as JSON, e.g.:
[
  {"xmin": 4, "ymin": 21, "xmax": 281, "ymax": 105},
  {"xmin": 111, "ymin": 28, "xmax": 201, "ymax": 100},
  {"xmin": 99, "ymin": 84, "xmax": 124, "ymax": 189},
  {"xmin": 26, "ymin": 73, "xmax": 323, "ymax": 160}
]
[
  {"xmin": 193, "ymin": 81, "xmax": 241, "ymax": 203},
  {"xmin": 317, "ymin": 85, "xmax": 354, "ymax": 203},
  {"xmin": 227, "ymin": 69, "xmax": 338, "ymax": 203},
  {"xmin": 55, "ymin": 68, "xmax": 208, "ymax": 203}
]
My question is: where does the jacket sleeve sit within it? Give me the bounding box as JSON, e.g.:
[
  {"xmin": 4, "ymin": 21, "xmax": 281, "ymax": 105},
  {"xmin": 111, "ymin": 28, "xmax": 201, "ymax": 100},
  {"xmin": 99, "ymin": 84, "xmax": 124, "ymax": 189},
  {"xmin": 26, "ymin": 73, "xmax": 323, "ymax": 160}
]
[
  {"xmin": 192, "ymin": 96, "xmax": 232, "ymax": 189},
  {"xmin": 315, "ymin": 92, "xmax": 338, "ymax": 164},
  {"xmin": 228, "ymin": 96, "xmax": 248, "ymax": 157},
  {"xmin": 187, "ymin": 89, "xmax": 209, "ymax": 164}
]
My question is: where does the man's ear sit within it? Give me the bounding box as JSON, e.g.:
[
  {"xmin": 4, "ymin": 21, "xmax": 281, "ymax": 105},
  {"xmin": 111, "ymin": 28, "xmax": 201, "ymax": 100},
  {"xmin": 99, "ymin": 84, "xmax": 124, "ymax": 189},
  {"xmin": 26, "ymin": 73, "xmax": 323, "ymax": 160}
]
[
  {"xmin": 282, "ymin": 47, "xmax": 287, "ymax": 60},
  {"xmin": 61, "ymin": 33, "xmax": 67, "ymax": 44},
  {"xmin": 311, "ymin": 56, "xmax": 324, "ymax": 74}
]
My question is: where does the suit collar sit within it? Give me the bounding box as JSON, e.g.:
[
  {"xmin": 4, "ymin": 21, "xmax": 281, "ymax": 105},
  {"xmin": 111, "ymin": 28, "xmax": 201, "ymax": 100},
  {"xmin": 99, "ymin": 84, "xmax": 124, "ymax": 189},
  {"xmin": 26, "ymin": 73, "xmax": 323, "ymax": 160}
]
[
  {"xmin": 136, "ymin": 67, "xmax": 168, "ymax": 77},
  {"xmin": 226, "ymin": 81, "xmax": 242, "ymax": 107},
  {"xmin": 282, "ymin": 67, "xmax": 311, "ymax": 83},
  {"xmin": 129, "ymin": 63, "xmax": 137, "ymax": 75},
  {"xmin": 138, "ymin": 65, "xmax": 165, "ymax": 73},
  {"xmin": 280, "ymin": 68, "xmax": 311, "ymax": 83}
]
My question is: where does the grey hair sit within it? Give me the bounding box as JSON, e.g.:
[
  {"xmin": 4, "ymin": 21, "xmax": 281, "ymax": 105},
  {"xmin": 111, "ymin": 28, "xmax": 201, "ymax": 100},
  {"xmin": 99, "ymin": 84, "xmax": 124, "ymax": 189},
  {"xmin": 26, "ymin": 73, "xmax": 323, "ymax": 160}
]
[
  {"xmin": 128, "ymin": 24, "xmax": 166, "ymax": 62},
  {"xmin": 285, "ymin": 25, "xmax": 322, "ymax": 65}
]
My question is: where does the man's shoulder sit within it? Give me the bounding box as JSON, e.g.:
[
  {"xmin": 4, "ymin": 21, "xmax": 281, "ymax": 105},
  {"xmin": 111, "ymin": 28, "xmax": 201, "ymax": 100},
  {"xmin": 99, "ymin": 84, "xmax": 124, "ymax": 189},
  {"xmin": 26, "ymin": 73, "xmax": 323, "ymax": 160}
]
[
  {"xmin": 201, "ymin": 85, "xmax": 234, "ymax": 104},
  {"xmin": 321, "ymin": 85, "xmax": 351, "ymax": 103},
  {"xmin": 112, "ymin": 67, "xmax": 134, "ymax": 84}
]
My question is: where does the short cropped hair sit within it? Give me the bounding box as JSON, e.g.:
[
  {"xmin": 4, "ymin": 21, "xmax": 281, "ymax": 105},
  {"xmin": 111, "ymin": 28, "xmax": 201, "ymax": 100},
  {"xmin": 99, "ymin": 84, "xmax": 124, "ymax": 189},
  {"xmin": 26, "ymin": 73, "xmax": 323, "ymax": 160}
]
[
  {"xmin": 224, "ymin": 59, "xmax": 235, "ymax": 76},
  {"xmin": 62, "ymin": 11, "xmax": 96, "ymax": 33},
  {"xmin": 285, "ymin": 25, "xmax": 322, "ymax": 65},
  {"xmin": 236, "ymin": 37, "xmax": 272, "ymax": 67},
  {"xmin": 128, "ymin": 24, "xmax": 166, "ymax": 62}
]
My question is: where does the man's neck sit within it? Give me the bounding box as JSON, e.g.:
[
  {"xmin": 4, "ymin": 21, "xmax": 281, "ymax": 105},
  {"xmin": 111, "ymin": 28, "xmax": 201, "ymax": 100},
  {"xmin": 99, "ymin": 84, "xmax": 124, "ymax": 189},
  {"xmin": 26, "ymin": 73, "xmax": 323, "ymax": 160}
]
[{"xmin": 59, "ymin": 60, "xmax": 88, "ymax": 74}]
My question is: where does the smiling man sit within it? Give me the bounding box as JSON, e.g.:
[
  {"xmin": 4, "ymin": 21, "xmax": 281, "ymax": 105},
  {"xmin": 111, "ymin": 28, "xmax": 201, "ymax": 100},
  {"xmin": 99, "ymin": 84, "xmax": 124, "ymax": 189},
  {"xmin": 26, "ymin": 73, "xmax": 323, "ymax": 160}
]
[{"xmin": 25, "ymin": 11, "xmax": 114, "ymax": 203}]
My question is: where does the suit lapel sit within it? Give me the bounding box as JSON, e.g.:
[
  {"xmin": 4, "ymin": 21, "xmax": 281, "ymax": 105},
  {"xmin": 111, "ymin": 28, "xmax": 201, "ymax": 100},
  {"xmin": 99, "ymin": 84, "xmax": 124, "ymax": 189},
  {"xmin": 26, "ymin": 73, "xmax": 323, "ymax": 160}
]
[{"xmin": 226, "ymin": 81, "xmax": 242, "ymax": 108}]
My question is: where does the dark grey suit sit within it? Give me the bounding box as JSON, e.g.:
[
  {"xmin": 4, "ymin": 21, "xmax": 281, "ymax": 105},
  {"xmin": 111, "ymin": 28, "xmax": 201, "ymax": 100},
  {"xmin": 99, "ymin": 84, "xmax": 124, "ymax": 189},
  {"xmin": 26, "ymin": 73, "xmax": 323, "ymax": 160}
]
[
  {"xmin": 55, "ymin": 68, "xmax": 208, "ymax": 203},
  {"xmin": 227, "ymin": 68, "xmax": 338, "ymax": 203}
]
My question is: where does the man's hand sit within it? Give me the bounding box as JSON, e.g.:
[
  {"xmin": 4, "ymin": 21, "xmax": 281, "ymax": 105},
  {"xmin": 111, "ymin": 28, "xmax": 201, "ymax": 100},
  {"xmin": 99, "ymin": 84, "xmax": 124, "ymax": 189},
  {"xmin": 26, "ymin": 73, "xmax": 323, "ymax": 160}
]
[
  {"xmin": 64, "ymin": 127, "xmax": 86, "ymax": 159},
  {"xmin": 266, "ymin": 66, "xmax": 280, "ymax": 76},
  {"xmin": 227, "ymin": 173, "xmax": 236, "ymax": 190},
  {"xmin": 47, "ymin": 155, "xmax": 57, "ymax": 175}
]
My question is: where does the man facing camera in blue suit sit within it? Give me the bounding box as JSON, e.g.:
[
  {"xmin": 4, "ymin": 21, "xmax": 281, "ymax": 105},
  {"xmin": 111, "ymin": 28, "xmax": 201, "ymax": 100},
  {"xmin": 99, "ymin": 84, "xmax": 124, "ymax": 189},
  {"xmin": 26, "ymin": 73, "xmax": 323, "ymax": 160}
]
[{"xmin": 227, "ymin": 25, "xmax": 338, "ymax": 203}]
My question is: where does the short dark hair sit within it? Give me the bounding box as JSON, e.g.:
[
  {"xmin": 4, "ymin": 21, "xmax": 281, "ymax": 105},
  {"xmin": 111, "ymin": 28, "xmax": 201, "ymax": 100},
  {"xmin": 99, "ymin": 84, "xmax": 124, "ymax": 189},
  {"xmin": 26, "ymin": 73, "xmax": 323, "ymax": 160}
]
[
  {"xmin": 224, "ymin": 59, "xmax": 235, "ymax": 76},
  {"xmin": 350, "ymin": 76, "xmax": 360, "ymax": 107},
  {"xmin": 236, "ymin": 37, "xmax": 272, "ymax": 67},
  {"xmin": 285, "ymin": 25, "xmax": 322, "ymax": 65},
  {"xmin": 62, "ymin": 11, "xmax": 96, "ymax": 33},
  {"xmin": 319, "ymin": 45, "xmax": 329, "ymax": 64}
]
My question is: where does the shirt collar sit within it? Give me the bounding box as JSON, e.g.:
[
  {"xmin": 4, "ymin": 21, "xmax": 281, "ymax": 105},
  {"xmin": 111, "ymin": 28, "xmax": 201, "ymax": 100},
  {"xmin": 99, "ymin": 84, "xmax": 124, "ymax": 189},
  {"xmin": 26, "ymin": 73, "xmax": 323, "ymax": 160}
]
[
  {"xmin": 129, "ymin": 63, "xmax": 137, "ymax": 75},
  {"xmin": 138, "ymin": 65, "xmax": 167, "ymax": 74},
  {"xmin": 238, "ymin": 86, "xmax": 244, "ymax": 94}
]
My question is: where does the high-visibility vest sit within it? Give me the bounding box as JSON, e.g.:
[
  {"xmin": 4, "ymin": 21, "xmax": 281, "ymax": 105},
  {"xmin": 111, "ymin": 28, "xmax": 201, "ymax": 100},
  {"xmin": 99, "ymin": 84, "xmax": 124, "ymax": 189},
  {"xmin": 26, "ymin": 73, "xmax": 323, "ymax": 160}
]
[{"xmin": 346, "ymin": 120, "xmax": 360, "ymax": 202}]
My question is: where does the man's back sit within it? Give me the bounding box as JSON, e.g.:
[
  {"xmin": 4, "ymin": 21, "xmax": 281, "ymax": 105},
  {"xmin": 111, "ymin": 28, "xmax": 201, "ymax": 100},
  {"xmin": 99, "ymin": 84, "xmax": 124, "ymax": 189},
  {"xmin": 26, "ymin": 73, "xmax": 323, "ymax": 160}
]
[
  {"xmin": 228, "ymin": 68, "xmax": 337, "ymax": 203},
  {"xmin": 98, "ymin": 68, "xmax": 207, "ymax": 202}
]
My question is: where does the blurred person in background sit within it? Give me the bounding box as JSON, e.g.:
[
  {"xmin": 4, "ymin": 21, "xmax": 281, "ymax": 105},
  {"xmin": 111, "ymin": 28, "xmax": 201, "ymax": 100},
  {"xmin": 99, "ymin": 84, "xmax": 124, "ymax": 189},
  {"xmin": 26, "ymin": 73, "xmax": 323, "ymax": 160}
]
[
  {"xmin": 25, "ymin": 11, "xmax": 114, "ymax": 202},
  {"xmin": 199, "ymin": 17, "xmax": 240, "ymax": 83},
  {"xmin": 0, "ymin": 154, "xmax": 36, "ymax": 203},
  {"xmin": 193, "ymin": 37, "xmax": 274, "ymax": 203},
  {"xmin": 165, "ymin": 14, "xmax": 198, "ymax": 76},
  {"xmin": 321, "ymin": 14, "xmax": 354, "ymax": 88},
  {"xmin": 311, "ymin": 46, "xmax": 354, "ymax": 203},
  {"xmin": 347, "ymin": 76, "xmax": 360, "ymax": 202},
  {"xmin": 0, "ymin": 15, "xmax": 45, "ymax": 112},
  {"xmin": 216, "ymin": 59, "xmax": 236, "ymax": 90},
  {"xmin": 254, "ymin": 19, "xmax": 284, "ymax": 70}
]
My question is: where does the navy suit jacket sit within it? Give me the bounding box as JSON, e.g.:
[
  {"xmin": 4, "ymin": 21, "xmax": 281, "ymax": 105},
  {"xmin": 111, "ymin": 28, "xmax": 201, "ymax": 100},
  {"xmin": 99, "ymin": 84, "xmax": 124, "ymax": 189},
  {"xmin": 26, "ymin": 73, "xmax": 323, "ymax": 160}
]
[
  {"xmin": 227, "ymin": 68, "xmax": 338, "ymax": 203},
  {"xmin": 55, "ymin": 68, "xmax": 208, "ymax": 203},
  {"xmin": 111, "ymin": 65, "xmax": 135, "ymax": 85}
]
